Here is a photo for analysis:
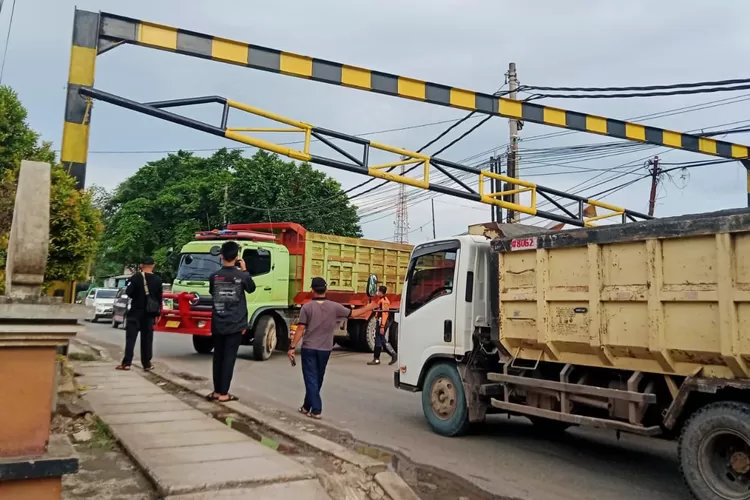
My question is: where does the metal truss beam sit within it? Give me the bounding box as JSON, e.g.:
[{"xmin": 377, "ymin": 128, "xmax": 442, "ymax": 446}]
[
  {"xmin": 61, "ymin": 9, "xmax": 750, "ymax": 209},
  {"xmin": 78, "ymin": 86, "xmax": 652, "ymax": 228}
]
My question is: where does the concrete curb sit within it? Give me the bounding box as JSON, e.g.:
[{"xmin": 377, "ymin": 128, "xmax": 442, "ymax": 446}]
[{"xmin": 153, "ymin": 369, "xmax": 421, "ymax": 500}]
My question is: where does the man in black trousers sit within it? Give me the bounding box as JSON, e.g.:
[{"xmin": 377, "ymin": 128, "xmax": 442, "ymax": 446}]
[
  {"xmin": 117, "ymin": 256, "xmax": 163, "ymax": 371},
  {"xmin": 207, "ymin": 241, "xmax": 256, "ymax": 402}
]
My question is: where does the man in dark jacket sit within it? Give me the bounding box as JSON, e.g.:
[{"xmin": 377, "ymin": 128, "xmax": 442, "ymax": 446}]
[
  {"xmin": 117, "ymin": 256, "xmax": 163, "ymax": 371},
  {"xmin": 207, "ymin": 241, "xmax": 256, "ymax": 402}
]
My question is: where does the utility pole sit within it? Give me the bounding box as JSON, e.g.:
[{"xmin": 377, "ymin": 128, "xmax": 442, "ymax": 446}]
[
  {"xmin": 223, "ymin": 184, "xmax": 229, "ymax": 227},
  {"xmin": 647, "ymin": 156, "xmax": 661, "ymax": 217},
  {"xmin": 393, "ymin": 162, "xmax": 410, "ymax": 243},
  {"xmin": 505, "ymin": 62, "xmax": 520, "ymax": 223},
  {"xmin": 489, "ymin": 155, "xmax": 503, "ymax": 223},
  {"xmin": 431, "ymin": 199, "xmax": 437, "ymax": 239}
]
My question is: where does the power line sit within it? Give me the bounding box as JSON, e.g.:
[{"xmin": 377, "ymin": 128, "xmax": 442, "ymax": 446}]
[
  {"xmin": 0, "ymin": 0, "xmax": 17, "ymax": 84},
  {"xmin": 526, "ymin": 84, "xmax": 750, "ymax": 100},
  {"xmin": 523, "ymin": 77, "xmax": 750, "ymax": 93}
]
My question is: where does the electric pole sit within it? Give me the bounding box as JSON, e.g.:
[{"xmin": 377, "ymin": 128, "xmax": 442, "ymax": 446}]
[
  {"xmin": 647, "ymin": 156, "xmax": 661, "ymax": 217},
  {"xmin": 489, "ymin": 155, "xmax": 502, "ymax": 223},
  {"xmin": 505, "ymin": 62, "xmax": 520, "ymax": 223},
  {"xmin": 431, "ymin": 199, "xmax": 437, "ymax": 239},
  {"xmin": 223, "ymin": 184, "xmax": 229, "ymax": 227},
  {"xmin": 393, "ymin": 162, "xmax": 410, "ymax": 243}
]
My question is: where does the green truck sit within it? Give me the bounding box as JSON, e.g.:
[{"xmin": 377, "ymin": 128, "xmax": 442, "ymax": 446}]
[{"xmin": 155, "ymin": 222, "xmax": 412, "ymax": 360}]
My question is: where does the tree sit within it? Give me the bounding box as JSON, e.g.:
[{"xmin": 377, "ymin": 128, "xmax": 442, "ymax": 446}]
[
  {"xmin": 99, "ymin": 148, "xmax": 361, "ymax": 282},
  {"xmin": 0, "ymin": 86, "xmax": 102, "ymax": 293}
]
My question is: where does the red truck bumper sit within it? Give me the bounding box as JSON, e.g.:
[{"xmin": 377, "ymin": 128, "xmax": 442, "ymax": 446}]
[{"xmin": 155, "ymin": 292, "xmax": 212, "ymax": 336}]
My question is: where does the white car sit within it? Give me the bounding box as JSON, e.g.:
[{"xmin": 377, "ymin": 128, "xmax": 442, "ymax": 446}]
[{"xmin": 84, "ymin": 288, "xmax": 118, "ymax": 323}]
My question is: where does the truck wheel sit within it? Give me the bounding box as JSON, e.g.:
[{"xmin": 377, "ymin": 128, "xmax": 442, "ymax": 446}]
[
  {"xmin": 528, "ymin": 417, "xmax": 572, "ymax": 435},
  {"xmin": 111, "ymin": 319, "xmax": 120, "ymax": 329},
  {"xmin": 336, "ymin": 338, "xmax": 352, "ymax": 349},
  {"xmin": 253, "ymin": 315, "xmax": 276, "ymax": 361},
  {"xmin": 679, "ymin": 401, "xmax": 750, "ymax": 500},
  {"xmin": 192, "ymin": 335, "xmax": 214, "ymax": 354},
  {"xmin": 421, "ymin": 362, "xmax": 469, "ymax": 437},
  {"xmin": 356, "ymin": 317, "xmax": 377, "ymax": 353}
]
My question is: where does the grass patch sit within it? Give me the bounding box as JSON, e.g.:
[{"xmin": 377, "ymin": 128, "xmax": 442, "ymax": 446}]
[
  {"xmin": 68, "ymin": 352, "xmax": 97, "ymax": 362},
  {"xmin": 90, "ymin": 418, "xmax": 116, "ymax": 450}
]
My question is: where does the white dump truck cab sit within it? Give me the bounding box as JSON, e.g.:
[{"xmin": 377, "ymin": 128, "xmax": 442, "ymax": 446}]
[{"xmin": 394, "ymin": 235, "xmax": 494, "ymax": 430}]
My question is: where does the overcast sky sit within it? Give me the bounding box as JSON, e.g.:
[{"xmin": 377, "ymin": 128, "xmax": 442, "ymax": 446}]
[{"xmin": 2, "ymin": 0, "xmax": 749, "ymax": 242}]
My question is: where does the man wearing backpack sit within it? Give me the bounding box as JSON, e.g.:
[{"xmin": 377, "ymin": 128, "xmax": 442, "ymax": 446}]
[{"xmin": 116, "ymin": 256, "xmax": 163, "ymax": 372}]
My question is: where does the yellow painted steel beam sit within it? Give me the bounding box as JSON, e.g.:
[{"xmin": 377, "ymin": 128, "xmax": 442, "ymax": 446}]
[{"xmin": 92, "ymin": 10, "xmax": 750, "ymax": 162}]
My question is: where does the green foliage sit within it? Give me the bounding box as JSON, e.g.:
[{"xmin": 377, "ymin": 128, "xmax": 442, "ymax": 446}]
[
  {"xmin": 0, "ymin": 86, "xmax": 102, "ymax": 293},
  {"xmin": 99, "ymin": 148, "xmax": 361, "ymax": 282}
]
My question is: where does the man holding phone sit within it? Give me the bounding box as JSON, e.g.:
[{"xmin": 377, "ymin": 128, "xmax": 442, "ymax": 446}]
[{"xmin": 207, "ymin": 241, "xmax": 256, "ymax": 402}]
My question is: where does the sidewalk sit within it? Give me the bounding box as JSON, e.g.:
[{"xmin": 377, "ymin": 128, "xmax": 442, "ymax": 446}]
[{"xmin": 74, "ymin": 362, "xmax": 331, "ymax": 499}]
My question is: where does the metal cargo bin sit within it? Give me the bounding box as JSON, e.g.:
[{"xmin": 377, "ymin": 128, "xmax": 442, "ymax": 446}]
[{"xmin": 491, "ymin": 209, "xmax": 750, "ymax": 379}]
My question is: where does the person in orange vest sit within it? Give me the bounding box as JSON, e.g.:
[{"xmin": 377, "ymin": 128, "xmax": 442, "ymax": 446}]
[{"xmin": 368, "ymin": 286, "xmax": 397, "ymax": 366}]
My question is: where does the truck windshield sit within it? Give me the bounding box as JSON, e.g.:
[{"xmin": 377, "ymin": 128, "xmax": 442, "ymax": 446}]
[{"xmin": 177, "ymin": 253, "xmax": 222, "ymax": 281}]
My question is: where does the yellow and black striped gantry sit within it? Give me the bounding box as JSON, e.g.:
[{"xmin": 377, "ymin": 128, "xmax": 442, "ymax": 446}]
[{"xmin": 62, "ymin": 10, "xmax": 750, "ymax": 215}]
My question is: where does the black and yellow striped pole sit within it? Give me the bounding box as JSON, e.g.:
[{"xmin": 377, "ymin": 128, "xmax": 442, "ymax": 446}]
[{"xmin": 60, "ymin": 10, "xmax": 99, "ymax": 189}]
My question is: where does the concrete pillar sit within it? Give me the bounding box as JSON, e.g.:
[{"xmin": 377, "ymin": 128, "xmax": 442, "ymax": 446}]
[{"xmin": 0, "ymin": 160, "xmax": 83, "ymax": 499}]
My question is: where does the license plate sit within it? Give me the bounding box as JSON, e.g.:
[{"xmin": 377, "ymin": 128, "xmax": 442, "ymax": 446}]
[{"xmin": 165, "ymin": 321, "xmax": 180, "ymax": 328}]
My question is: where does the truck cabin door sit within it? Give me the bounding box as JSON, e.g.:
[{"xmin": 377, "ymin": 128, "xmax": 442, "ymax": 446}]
[
  {"xmin": 398, "ymin": 242, "xmax": 459, "ymax": 387},
  {"xmin": 241, "ymin": 245, "xmax": 274, "ymax": 312}
]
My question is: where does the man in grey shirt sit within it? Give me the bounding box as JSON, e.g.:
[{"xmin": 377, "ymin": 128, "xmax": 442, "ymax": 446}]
[{"xmin": 288, "ymin": 277, "xmax": 375, "ymax": 419}]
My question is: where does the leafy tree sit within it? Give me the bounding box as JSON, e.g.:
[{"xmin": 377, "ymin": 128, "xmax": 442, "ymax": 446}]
[
  {"xmin": 0, "ymin": 86, "xmax": 102, "ymax": 293},
  {"xmin": 99, "ymin": 148, "xmax": 361, "ymax": 282}
]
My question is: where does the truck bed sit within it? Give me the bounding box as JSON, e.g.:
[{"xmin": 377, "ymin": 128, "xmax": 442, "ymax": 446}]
[{"xmin": 489, "ymin": 208, "xmax": 750, "ymax": 379}]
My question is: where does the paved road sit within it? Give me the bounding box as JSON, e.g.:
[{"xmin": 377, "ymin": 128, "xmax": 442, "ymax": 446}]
[{"xmin": 82, "ymin": 322, "xmax": 690, "ymax": 500}]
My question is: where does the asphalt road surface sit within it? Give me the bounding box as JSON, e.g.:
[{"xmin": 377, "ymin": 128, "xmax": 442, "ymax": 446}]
[{"xmin": 82, "ymin": 322, "xmax": 691, "ymax": 500}]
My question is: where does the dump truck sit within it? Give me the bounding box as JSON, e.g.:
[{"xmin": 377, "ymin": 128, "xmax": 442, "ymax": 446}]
[
  {"xmin": 156, "ymin": 222, "xmax": 411, "ymax": 359},
  {"xmin": 394, "ymin": 208, "xmax": 750, "ymax": 500}
]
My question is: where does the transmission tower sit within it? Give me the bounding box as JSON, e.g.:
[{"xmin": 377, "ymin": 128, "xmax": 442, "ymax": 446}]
[{"xmin": 393, "ymin": 162, "xmax": 410, "ymax": 243}]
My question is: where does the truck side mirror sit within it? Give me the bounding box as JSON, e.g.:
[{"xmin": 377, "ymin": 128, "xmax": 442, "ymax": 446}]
[{"xmin": 366, "ymin": 274, "xmax": 378, "ymax": 297}]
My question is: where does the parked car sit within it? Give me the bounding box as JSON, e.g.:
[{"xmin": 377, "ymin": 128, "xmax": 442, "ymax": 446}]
[
  {"xmin": 84, "ymin": 287, "xmax": 117, "ymax": 322},
  {"xmin": 111, "ymin": 287, "xmax": 129, "ymax": 329}
]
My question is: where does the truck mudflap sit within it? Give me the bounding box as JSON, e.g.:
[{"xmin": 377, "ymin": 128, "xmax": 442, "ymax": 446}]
[{"xmin": 155, "ymin": 292, "xmax": 212, "ymax": 336}]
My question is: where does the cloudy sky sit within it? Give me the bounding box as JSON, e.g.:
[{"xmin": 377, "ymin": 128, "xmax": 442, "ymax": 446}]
[{"xmin": 2, "ymin": 0, "xmax": 749, "ymax": 242}]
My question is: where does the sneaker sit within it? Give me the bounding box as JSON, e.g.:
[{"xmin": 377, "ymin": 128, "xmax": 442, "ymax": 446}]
[{"xmin": 367, "ymin": 359, "xmax": 381, "ymax": 365}]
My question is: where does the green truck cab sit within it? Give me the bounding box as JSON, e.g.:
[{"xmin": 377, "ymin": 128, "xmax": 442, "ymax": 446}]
[{"xmin": 156, "ymin": 223, "xmax": 411, "ymax": 361}]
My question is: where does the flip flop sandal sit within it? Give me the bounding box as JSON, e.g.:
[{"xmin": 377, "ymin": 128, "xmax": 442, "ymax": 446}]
[
  {"xmin": 115, "ymin": 365, "xmax": 131, "ymax": 371},
  {"xmin": 205, "ymin": 392, "xmax": 218, "ymax": 401},
  {"xmin": 217, "ymin": 394, "xmax": 239, "ymax": 402},
  {"xmin": 298, "ymin": 407, "xmax": 310, "ymax": 415},
  {"xmin": 308, "ymin": 413, "xmax": 322, "ymax": 420}
]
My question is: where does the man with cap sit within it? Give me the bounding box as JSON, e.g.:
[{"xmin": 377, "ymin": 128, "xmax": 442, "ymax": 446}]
[
  {"xmin": 117, "ymin": 256, "xmax": 163, "ymax": 371},
  {"xmin": 288, "ymin": 277, "xmax": 376, "ymax": 419}
]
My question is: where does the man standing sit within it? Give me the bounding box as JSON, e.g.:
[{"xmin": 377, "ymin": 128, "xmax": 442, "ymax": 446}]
[
  {"xmin": 367, "ymin": 285, "xmax": 397, "ymax": 366},
  {"xmin": 207, "ymin": 241, "xmax": 256, "ymax": 402},
  {"xmin": 117, "ymin": 256, "xmax": 162, "ymax": 371},
  {"xmin": 288, "ymin": 277, "xmax": 375, "ymax": 419}
]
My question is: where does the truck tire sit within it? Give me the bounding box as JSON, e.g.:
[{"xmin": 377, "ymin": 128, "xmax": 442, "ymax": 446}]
[
  {"xmin": 679, "ymin": 401, "xmax": 750, "ymax": 500},
  {"xmin": 192, "ymin": 335, "xmax": 214, "ymax": 354},
  {"xmin": 111, "ymin": 319, "xmax": 120, "ymax": 329},
  {"xmin": 356, "ymin": 316, "xmax": 377, "ymax": 353},
  {"xmin": 253, "ymin": 315, "xmax": 277, "ymax": 361},
  {"xmin": 336, "ymin": 338, "xmax": 352, "ymax": 349},
  {"xmin": 421, "ymin": 362, "xmax": 469, "ymax": 437},
  {"xmin": 528, "ymin": 417, "xmax": 572, "ymax": 435}
]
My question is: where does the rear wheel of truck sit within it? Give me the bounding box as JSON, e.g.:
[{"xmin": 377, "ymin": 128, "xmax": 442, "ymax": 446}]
[
  {"xmin": 422, "ymin": 362, "xmax": 469, "ymax": 437},
  {"xmin": 192, "ymin": 335, "xmax": 214, "ymax": 354},
  {"xmin": 253, "ymin": 315, "xmax": 276, "ymax": 361},
  {"xmin": 679, "ymin": 401, "xmax": 750, "ymax": 500},
  {"xmin": 357, "ymin": 316, "xmax": 377, "ymax": 353},
  {"xmin": 528, "ymin": 417, "xmax": 572, "ymax": 435}
]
